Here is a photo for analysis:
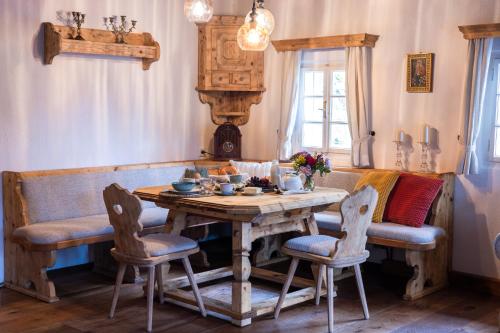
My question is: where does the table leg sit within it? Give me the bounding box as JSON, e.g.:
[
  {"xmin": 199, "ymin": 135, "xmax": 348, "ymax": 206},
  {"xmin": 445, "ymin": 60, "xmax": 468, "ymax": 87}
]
[{"xmin": 232, "ymin": 222, "xmax": 252, "ymax": 326}]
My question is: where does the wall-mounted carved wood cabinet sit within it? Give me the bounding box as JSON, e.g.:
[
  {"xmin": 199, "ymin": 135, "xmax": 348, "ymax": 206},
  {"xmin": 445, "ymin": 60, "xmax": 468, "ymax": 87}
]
[{"xmin": 197, "ymin": 16, "xmax": 265, "ymax": 126}]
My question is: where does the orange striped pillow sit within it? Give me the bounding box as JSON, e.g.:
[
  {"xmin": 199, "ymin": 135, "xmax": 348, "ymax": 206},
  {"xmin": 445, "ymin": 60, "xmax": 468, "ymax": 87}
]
[{"xmin": 354, "ymin": 171, "xmax": 400, "ymax": 223}]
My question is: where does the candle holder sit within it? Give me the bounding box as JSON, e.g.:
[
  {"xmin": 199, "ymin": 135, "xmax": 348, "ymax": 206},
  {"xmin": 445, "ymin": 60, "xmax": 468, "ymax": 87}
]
[
  {"xmin": 393, "ymin": 140, "xmax": 403, "ymax": 169},
  {"xmin": 418, "ymin": 142, "xmax": 430, "ymax": 172},
  {"xmin": 71, "ymin": 12, "xmax": 86, "ymax": 40},
  {"xmin": 104, "ymin": 15, "xmax": 137, "ymax": 44}
]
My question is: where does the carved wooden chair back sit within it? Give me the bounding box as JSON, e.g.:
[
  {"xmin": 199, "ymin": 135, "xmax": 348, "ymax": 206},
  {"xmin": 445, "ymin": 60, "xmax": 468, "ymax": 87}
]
[
  {"xmin": 103, "ymin": 183, "xmax": 149, "ymax": 258},
  {"xmin": 331, "ymin": 185, "xmax": 378, "ymax": 260}
]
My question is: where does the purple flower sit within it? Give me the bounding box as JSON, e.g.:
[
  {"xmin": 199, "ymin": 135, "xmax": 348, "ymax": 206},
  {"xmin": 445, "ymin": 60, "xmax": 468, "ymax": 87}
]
[
  {"xmin": 325, "ymin": 158, "xmax": 332, "ymax": 170},
  {"xmin": 299, "ymin": 165, "xmax": 312, "ymax": 176}
]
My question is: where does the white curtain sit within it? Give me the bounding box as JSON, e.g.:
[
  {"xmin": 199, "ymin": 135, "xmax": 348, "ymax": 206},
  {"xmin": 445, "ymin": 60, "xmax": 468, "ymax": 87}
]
[
  {"xmin": 277, "ymin": 50, "xmax": 302, "ymax": 160},
  {"xmin": 457, "ymin": 38, "xmax": 493, "ymax": 175},
  {"xmin": 345, "ymin": 47, "xmax": 372, "ymax": 168}
]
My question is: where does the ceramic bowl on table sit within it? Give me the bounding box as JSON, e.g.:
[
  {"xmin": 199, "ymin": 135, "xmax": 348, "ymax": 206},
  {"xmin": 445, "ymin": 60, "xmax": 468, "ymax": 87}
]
[
  {"xmin": 229, "ymin": 174, "xmax": 243, "ymax": 184},
  {"xmin": 171, "ymin": 181, "xmax": 196, "ymax": 192}
]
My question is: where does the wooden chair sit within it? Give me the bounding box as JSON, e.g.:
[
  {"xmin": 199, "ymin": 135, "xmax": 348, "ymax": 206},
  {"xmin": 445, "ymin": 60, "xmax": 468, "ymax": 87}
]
[
  {"xmin": 103, "ymin": 183, "xmax": 206, "ymax": 332},
  {"xmin": 274, "ymin": 185, "xmax": 378, "ymax": 333}
]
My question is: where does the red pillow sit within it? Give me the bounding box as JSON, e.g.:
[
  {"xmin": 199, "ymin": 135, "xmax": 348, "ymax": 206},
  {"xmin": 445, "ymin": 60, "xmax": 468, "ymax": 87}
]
[{"xmin": 384, "ymin": 173, "xmax": 444, "ymax": 227}]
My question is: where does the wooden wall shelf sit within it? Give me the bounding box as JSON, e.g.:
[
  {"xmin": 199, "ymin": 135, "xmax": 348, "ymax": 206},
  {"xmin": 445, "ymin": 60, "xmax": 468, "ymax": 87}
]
[
  {"xmin": 272, "ymin": 33, "xmax": 379, "ymax": 52},
  {"xmin": 43, "ymin": 23, "xmax": 160, "ymax": 70},
  {"xmin": 458, "ymin": 23, "xmax": 500, "ymax": 39}
]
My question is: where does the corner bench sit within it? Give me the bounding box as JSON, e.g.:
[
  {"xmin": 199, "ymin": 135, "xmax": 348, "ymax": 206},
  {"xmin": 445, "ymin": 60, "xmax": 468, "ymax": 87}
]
[
  {"xmin": 313, "ymin": 169, "xmax": 454, "ymax": 300},
  {"xmin": 2, "ymin": 161, "xmax": 206, "ymax": 302}
]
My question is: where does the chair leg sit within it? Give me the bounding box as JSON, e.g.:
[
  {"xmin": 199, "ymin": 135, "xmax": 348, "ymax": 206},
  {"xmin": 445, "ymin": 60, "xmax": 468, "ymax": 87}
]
[
  {"xmin": 156, "ymin": 264, "xmax": 164, "ymax": 304},
  {"xmin": 327, "ymin": 267, "xmax": 335, "ymax": 333},
  {"xmin": 354, "ymin": 264, "xmax": 369, "ymax": 320},
  {"xmin": 146, "ymin": 266, "xmax": 156, "ymax": 333},
  {"xmin": 109, "ymin": 262, "xmax": 126, "ymax": 319},
  {"xmin": 274, "ymin": 257, "xmax": 299, "ymax": 319},
  {"xmin": 315, "ymin": 264, "xmax": 325, "ymax": 305},
  {"xmin": 182, "ymin": 257, "xmax": 207, "ymax": 317}
]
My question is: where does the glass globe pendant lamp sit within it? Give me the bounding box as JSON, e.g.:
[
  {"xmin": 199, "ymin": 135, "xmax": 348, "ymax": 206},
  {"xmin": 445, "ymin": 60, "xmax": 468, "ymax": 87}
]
[
  {"xmin": 184, "ymin": 0, "xmax": 213, "ymax": 23},
  {"xmin": 237, "ymin": 1, "xmax": 270, "ymax": 51},
  {"xmin": 244, "ymin": 0, "xmax": 275, "ymax": 34}
]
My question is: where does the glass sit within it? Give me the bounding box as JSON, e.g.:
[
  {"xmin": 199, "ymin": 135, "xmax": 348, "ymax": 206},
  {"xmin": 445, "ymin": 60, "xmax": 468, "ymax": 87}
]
[
  {"xmin": 303, "ymin": 71, "xmax": 324, "ymax": 96},
  {"xmin": 302, "ymin": 123, "xmax": 323, "ymax": 148},
  {"xmin": 245, "ymin": 6, "xmax": 275, "ymax": 34},
  {"xmin": 329, "ymin": 123, "xmax": 351, "ymax": 149},
  {"xmin": 495, "ymin": 127, "xmax": 500, "ymax": 158},
  {"xmin": 331, "ymin": 71, "xmax": 346, "ymax": 96},
  {"xmin": 330, "ymin": 97, "xmax": 347, "ymax": 122},
  {"xmin": 496, "ymin": 95, "xmax": 500, "ymax": 125},
  {"xmin": 303, "ymin": 97, "xmax": 324, "ymax": 122},
  {"xmin": 184, "ymin": 0, "xmax": 213, "ymax": 23},
  {"xmin": 200, "ymin": 178, "xmax": 215, "ymax": 195},
  {"xmin": 237, "ymin": 20, "xmax": 270, "ymax": 51},
  {"xmin": 497, "ymin": 64, "xmax": 500, "ymax": 94}
]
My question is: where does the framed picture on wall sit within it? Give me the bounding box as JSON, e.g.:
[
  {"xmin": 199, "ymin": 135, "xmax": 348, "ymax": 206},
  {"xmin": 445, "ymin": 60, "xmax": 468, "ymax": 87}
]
[{"xmin": 406, "ymin": 53, "xmax": 433, "ymax": 93}]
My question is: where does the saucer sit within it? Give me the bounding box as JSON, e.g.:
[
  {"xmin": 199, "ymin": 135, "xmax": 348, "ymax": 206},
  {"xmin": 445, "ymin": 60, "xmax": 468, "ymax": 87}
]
[{"xmin": 215, "ymin": 190, "xmax": 237, "ymax": 196}]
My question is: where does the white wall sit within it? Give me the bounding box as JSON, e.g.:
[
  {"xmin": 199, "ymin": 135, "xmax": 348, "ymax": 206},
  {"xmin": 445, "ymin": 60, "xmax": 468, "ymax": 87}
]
[
  {"xmin": 0, "ymin": 0, "xmax": 246, "ymax": 283},
  {"xmin": 243, "ymin": 0, "xmax": 500, "ymax": 279}
]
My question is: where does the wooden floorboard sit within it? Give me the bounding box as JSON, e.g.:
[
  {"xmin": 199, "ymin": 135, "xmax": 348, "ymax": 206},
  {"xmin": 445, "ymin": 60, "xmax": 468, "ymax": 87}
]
[{"xmin": 0, "ymin": 267, "xmax": 498, "ymax": 333}]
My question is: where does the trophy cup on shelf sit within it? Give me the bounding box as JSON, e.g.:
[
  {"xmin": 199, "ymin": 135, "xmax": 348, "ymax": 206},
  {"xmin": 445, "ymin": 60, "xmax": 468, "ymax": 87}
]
[
  {"xmin": 104, "ymin": 15, "xmax": 137, "ymax": 44},
  {"xmin": 71, "ymin": 11, "xmax": 85, "ymax": 40}
]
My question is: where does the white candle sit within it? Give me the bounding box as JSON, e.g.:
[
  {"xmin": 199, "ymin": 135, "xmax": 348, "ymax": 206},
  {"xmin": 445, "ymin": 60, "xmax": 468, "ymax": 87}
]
[
  {"xmin": 423, "ymin": 125, "xmax": 430, "ymax": 144},
  {"xmin": 399, "ymin": 130, "xmax": 405, "ymax": 143}
]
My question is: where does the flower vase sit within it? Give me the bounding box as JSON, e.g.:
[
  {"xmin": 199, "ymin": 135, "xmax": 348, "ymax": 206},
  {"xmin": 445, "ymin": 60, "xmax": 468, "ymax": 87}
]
[{"xmin": 304, "ymin": 175, "xmax": 315, "ymax": 191}]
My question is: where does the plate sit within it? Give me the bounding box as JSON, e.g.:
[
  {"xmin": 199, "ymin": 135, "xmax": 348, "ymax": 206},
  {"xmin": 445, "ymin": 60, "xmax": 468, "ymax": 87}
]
[{"xmin": 214, "ymin": 190, "xmax": 237, "ymax": 196}]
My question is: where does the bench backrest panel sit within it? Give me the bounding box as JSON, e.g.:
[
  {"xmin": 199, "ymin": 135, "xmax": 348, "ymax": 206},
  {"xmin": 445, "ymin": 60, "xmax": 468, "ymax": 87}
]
[{"xmin": 22, "ymin": 165, "xmax": 190, "ymax": 223}]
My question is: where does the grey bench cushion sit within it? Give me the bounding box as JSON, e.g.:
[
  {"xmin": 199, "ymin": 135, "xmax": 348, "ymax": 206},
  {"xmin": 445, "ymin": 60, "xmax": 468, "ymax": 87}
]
[
  {"xmin": 284, "ymin": 235, "xmax": 339, "ymax": 257},
  {"xmin": 22, "ymin": 165, "xmax": 191, "ymax": 223},
  {"xmin": 142, "ymin": 233, "xmax": 198, "ymax": 257},
  {"xmin": 315, "ymin": 212, "xmax": 445, "ymax": 245},
  {"xmin": 13, "ymin": 207, "xmax": 168, "ymax": 245}
]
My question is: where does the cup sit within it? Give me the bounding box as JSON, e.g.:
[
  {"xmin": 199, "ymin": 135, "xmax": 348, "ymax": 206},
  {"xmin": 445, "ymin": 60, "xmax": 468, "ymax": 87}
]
[
  {"xmin": 244, "ymin": 187, "xmax": 262, "ymax": 195},
  {"xmin": 229, "ymin": 174, "xmax": 243, "ymax": 184},
  {"xmin": 182, "ymin": 178, "xmax": 196, "ymax": 183},
  {"xmin": 220, "ymin": 183, "xmax": 234, "ymax": 194}
]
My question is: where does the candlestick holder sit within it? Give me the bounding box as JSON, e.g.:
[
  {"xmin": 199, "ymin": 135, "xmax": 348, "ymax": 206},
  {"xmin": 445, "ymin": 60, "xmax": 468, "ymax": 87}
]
[
  {"xmin": 393, "ymin": 140, "xmax": 403, "ymax": 169},
  {"xmin": 71, "ymin": 12, "xmax": 85, "ymax": 40},
  {"xmin": 104, "ymin": 15, "xmax": 137, "ymax": 44},
  {"xmin": 418, "ymin": 142, "xmax": 430, "ymax": 172}
]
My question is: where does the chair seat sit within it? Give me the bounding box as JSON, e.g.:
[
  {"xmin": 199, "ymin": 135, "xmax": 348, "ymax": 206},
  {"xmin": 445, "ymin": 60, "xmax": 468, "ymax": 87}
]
[
  {"xmin": 13, "ymin": 207, "xmax": 168, "ymax": 245},
  {"xmin": 315, "ymin": 212, "xmax": 445, "ymax": 245},
  {"xmin": 142, "ymin": 233, "xmax": 198, "ymax": 257},
  {"xmin": 284, "ymin": 235, "xmax": 339, "ymax": 257}
]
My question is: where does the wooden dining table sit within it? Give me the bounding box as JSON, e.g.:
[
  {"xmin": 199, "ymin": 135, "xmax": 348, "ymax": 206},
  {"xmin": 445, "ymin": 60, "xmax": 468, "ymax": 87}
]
[{"xmin": 133, "ymin": 186, "xmax": 348, "ymax": 326}]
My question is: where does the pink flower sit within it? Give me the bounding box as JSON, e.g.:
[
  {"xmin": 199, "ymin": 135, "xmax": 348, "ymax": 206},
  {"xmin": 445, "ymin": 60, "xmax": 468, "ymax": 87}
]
[{"xmin": 299, "ymin": 165, "xmax": 312, "ymax": 176}]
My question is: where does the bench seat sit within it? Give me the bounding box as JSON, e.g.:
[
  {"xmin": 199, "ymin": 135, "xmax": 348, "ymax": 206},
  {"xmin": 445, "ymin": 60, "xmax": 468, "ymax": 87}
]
[
  {"xmin": 12, "ymin": 207, "xmax": 168, "ymax": 250},
  {"xmin": 315, "ymin": 212, "xmax": 446, "ymax": 251}
]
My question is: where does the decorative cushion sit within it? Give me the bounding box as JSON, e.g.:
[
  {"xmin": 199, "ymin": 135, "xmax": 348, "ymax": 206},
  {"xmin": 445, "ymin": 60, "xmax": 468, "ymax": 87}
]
[
  {"xmin": 314, "ymin": 171, "xmax": 363, "ymax": 193},
  {"xmin": 284, "ymin": 235, "xmax": 339, "ymax": 257},
  {"xmin": 354, "ymin": 171, "xmax": 400, "ymax": 223},
  {"xmin": 142, "ymin": 233, "xmax": 198, "ymax": 257},
  {"xmin": 315, "ymin": 211, "xmax": 445, "ymax": 245},
  {"xmin": 384, "ymin": 173, "xmax": 444, "ymax": 227},
  {"xmin": 230, "ymin": 160, "xmax": 274, "ymax": 178},
  {"xmin": 13, "ymin": 207, "xmax": 168, "ymax": 245}
]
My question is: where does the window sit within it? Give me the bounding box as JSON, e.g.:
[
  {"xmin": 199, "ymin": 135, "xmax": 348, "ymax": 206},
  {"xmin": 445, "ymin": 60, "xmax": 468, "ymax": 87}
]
[
  {"xmin": 492, "ymin": 58, "xmax": 500, "ymax": 161},
  {"xmin": 297, "ymin": 50, "xmax": 350, "ymax": 153}
]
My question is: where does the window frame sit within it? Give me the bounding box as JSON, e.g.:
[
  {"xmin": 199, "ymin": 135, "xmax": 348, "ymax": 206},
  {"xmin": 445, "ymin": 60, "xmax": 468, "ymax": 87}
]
[
  {"xmin": 297, "ymin": 62, "xmax": 351, "ymax": 155},
  {"xmin": 489, "ymin": 57, "xmax": 500, "ymax": 163}
]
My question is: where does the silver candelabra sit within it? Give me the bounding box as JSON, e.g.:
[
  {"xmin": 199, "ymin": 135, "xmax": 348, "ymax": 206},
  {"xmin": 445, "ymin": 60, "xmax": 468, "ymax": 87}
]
[
  {"xmin": 418, "ymin": 142, "xmax": 430, "ymax": 172},
  {"xmin": 104, "ymin": 15, "xmax": 137, "ymax": 44}
]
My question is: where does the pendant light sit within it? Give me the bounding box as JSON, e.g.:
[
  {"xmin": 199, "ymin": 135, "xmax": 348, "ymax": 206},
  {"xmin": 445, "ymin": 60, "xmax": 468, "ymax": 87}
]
[
  {"xmin": 237, "ymin": 1, "xmax": 270, "ymax": 51},
  {"xmin": 184, "ymin": 0, "xmax": 213, "ymax": 23},
  {"xmin": 244, "ymin": 0, "xmax": 275, "ymax": 34}
]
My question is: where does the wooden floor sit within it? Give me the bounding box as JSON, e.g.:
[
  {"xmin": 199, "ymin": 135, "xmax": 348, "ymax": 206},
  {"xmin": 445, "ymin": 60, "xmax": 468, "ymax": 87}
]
[{"xmin": 0, "ymin": 264, "xmax": 498, "ymax": 333}]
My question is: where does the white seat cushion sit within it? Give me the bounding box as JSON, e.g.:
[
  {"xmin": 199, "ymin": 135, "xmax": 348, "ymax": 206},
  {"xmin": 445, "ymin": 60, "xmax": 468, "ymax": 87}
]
[
  {"xmin": 315, "ymin": 211, "xmax": 446, "ymax": 245},
  {"xmin": 142, "ymin": 233, "xmax": 198, "ymax": 257},
  {"xmin": 13, "ymin": 207, "xmax": 168, "ymax": 245},
  {"xmin": 284, "ymin": 235, "xmax": 339, "ymax": 257}
]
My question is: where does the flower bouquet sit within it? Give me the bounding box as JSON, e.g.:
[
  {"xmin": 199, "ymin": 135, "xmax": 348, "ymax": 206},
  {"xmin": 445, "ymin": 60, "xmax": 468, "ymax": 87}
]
[{"xmin": 289, "ymin": 151, "xmax": 332, "ymax": 191}]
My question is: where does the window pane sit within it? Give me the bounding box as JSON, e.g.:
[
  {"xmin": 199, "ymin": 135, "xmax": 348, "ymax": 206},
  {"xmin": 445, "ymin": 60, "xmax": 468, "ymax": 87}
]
[
  {"xmin": 329, "ymin": 124, "xmax": 351, "ymax": 149},
  {"xmin": 496, "ymin": 95, "xmax": 500, "ymax": 125},
  {"xmin": 495, "ymin": 127, "xmax": 500, "ymax": 158},
  {"xmin": 302, "ymin": 123, "xmax": 323, "ymax": 148},
  {"xmin": 331, "ymin": 71, "xmax": 345, "ymax": 96},
  {"xmin": 497, "ymin": 64, "xmax": 500, "ymax": 94},
  {"xmin": 304, "ymin": 97, "xmax": 324, "ymax": 122},
  {"xmin": 304, "ymin": 71, "xmax": 324, "ymax": 96},
  {"xmin": 330, "ymin": 97, "xmax": 348, "ymax": 122}
]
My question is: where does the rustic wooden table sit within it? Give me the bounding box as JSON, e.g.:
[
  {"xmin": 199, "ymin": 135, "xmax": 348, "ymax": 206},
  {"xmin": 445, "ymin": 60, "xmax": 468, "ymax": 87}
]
[{"xmin": 134, "ymin": 186, "xmax": 348, "ymax": 327}]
